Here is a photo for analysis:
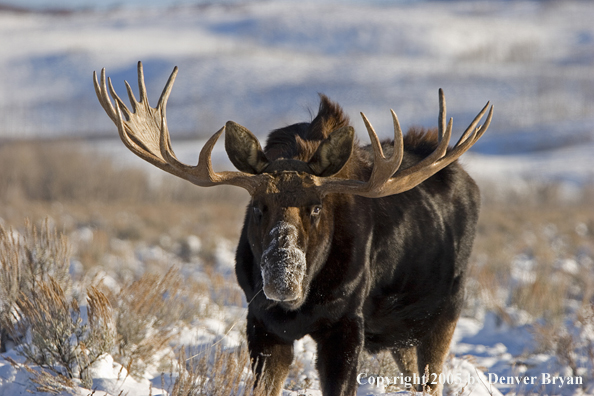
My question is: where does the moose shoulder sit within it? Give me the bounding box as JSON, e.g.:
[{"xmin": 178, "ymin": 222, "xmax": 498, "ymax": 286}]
[{"xmin": 94, "ymin": 62, "xmax": 492, "ymax": 396}]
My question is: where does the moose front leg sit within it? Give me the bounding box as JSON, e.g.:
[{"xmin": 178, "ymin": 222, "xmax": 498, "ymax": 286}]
[
  {"xmin": 246, "ymin": 315, "xmax": 294, "ymax": 396},
  {"xmin": 312, "ymin": 316, "xmax": 364, "ymax": 396},
  {"xmin": 416, "ymin": 315, "xmax": 458, "ymax": 396}
]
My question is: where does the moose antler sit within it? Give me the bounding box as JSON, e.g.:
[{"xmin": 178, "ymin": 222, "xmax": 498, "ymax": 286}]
[
  {"xmin": 316, "ymin": 89, "xmax": 493, "ymax": 198},
  {"xmin": 95, "ymin": 63, "xmax": 491, "ymax": 199},
  {"xmin": 93, "ymin": 61, "xmax": 265, "ymax": 193}
]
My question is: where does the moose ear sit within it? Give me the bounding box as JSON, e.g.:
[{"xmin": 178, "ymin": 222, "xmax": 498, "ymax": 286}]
[
  {"xmin": 225, "ymin": 121, "xmax": 269, "ymax": 174},
  {"xmin": 308, "ymin": 126, "xmax": 354, "ymax": 177}
]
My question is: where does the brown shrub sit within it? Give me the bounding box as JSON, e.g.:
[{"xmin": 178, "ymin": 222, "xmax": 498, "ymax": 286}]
[
  {"xmin": 12, "ymin": 278, "xmax": 114, "ymax": 389},
  {"xmin": 107, "ymin": 268, "xmax": 188, "ymax": 377},
  {"xmin": 0, "ymin": 218, "xmax": 71, "ymax": 351}
]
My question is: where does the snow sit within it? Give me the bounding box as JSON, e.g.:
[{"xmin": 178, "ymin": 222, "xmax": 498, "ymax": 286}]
[
  {"xmin": 0, "ymin": 350, "xmax": 159, "ymax": 396},
  {"xmin": 5, "ymin": 237, "xmax": 584, "ymax": 396},
  {"xmin": 88, "ymin": 354, "xmax": 158, "ymax": 396}
]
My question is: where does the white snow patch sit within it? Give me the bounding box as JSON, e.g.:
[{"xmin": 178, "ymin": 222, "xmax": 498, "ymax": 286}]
[
  {"xmin": 510, "ymin": 254, "xmax": 537, "ymax": 284},
  {"xmin": 214, "ymin": 238, "xmax": 236, "ymax": 273}
]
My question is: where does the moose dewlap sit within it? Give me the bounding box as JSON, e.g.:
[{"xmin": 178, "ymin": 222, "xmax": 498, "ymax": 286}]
[{"xmin": 94, "ymin": 61, "xmax": 492, "ymax": 396}]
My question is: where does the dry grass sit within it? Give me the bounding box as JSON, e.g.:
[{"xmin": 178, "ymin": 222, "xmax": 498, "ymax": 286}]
[
  {"xmin": 0, "ymin": 139, "xmax": 249, "ymax": 205},
  {"xmin": 0, "ymin": 209, "xmax": 254, "ymax": 394},
  {"xmin": 530, "ymin": 303, "xmax": 594, "ymax": 392},
  {"xmin": 469, "ymin": 192, "xmax": 594, "ymax": 324},
  {"xmin": 357, "ymin": 350, "xmax": 404, "ymax": 393},
  {"xmin": 0, "ymin": 141, "xmax": 259, "ymax": 394},
  {"xmin": 4, "ymin": 355, "xmax": 77, "ymax": 395},
  {"xmin": 0, "ymin": 140, "xmax": 249, "ymax": 245},
  {"xmin": 469, "ymin": 185, "xmax": 594, "ymax": 393},
  {"xmin": 169, "ymin": 344, "xmax": 265, "ymax": 396},
  {"xmin": 106, "ymin": 268, "xmax": 186, "ymax": 378},
  {"xmin": 0, "ymin": 140, "xmax": 149, "ymax": 204}
]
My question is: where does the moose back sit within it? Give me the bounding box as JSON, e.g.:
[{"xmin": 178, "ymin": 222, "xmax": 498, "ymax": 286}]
[{"xmin": 94, "ymin": 62, "xmax": 492, "ymax": 396}]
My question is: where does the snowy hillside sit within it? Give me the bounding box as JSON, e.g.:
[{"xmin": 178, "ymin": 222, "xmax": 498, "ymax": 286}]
[
  {"xmin": 0, "ymin": 1, "xmax": 592, "ymax": 140},
  {"xmin": 1, "ymin": 0, "xmax": 594, "ymax": 185}
]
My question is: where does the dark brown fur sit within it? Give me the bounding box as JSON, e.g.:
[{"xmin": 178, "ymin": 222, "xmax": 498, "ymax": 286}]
[{"xmin": 264, "ymin": 95, "xmax": 351, "ymax": 162}]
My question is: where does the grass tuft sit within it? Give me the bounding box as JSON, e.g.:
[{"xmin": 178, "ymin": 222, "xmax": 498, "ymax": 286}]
[{"xmin": 170, "ymin": 344, "xmax": 265, "ymax": 396}]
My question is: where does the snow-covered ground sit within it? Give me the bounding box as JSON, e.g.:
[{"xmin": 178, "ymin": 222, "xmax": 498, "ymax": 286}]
[
  {"xmin": 1, "ymin": 1, "xmax": 594, "ymax": 395},
  {"xmin": 1, "ymin": 231, "xmax": 592, "ymax": 396}
]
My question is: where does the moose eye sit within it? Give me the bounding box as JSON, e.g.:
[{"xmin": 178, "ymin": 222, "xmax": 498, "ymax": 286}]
[
  {"xmin": 252, "ymin": 206, "xmax": 263, "ymax": 220},
  {"xmin": 311, "ymin": 206, "xmax": 322, "ymax": 216}
]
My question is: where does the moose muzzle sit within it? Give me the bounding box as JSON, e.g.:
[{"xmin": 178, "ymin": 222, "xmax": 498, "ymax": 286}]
[{"xmin": 261, "ymin": 221, "xmax": 306, "ymax": 302}]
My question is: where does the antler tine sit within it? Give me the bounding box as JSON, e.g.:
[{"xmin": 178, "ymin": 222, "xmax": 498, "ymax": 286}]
[
  {"xmin": 381, "ymin": 89, "xmax": 452, "ymax": 183},
  {"xmin": 390, "ymin": 116, "xmax": 451, "ymax": 185},
  {"xmin": 390, "ymin": 109, "xmax": 404, "ymax": 170},
  {"xmin": 93, "ymin": 69, "xmax": 117, "ymax": 123},
  {"xmin": 356, "ymin": 110, "xmax": 405, "ymax": 195},
  {"xmin": 360, "ymin": 112, "xmax": 386, "ymax": 160},
  {"xmin": 447, "ymin": 102, "xmax": 492, "ymax": 160},
  {"xmin": 474, "ymin": 104, "xmax": 493, "ymax": 143},
  {"xmin": 196, "ymin": 126, "xmax": 224, "ymax": 180},
  {"xmin": 124, "ymin": 80, "xmax": 138, "ymax": 113},
  {"xmin": 107, "ymin": 77, "xmax": 132, "ymax": 121},
  {"xmin": 157, "ymin": 65, "xmax": 178, "ymax": 110},
  {"xmin": 137, "ymin": 61, "xmax": 148, "ymax": 104},
  {"xmin": 384, "ymin": 89, "xmax": 453, "ymax": 185},
  {"xmin": 438, "ymin": 88, "xmax": 446, "ymax": 142},
  {"xmin": 121, "ymin": 62, "xmax": 151, "ymax": 113},
  {"xmin": 455, "ymin": 100, "xmax": 491, "ymax": 147}
]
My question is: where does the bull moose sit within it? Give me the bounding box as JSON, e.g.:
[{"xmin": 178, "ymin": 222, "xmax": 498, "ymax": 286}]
[{"xmin": 94, "ymin": 62, "xmax": 492, "ymax": 396}]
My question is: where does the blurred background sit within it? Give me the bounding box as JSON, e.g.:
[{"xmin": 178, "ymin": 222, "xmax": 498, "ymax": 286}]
[
  {"xmin": 1, "ymin": 0, "xmax": 593, "ymax": 191},
  {"xmin": 1, "ymin": 2, "xmax": 594, "ymax": 395}
]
